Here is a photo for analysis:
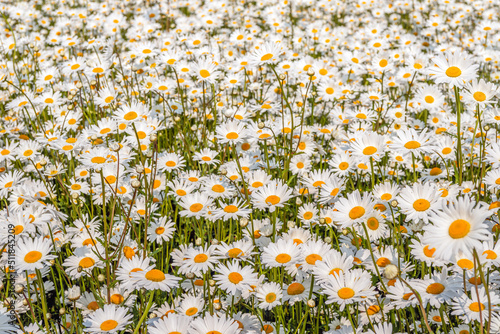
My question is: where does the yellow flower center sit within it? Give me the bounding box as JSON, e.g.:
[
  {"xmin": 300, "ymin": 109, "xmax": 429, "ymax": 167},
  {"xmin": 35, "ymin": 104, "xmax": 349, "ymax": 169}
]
[
  {"xmin": 448, "ymin": 219, "xmax": 471, "ymax": 239},
  {"xmin": 445, "ymin": 66, "xmax": 461, "ymax": 77},
  {"xmin": 348, "ymin": 206, "xmax": 365, "ymax": 219},
  {"xmin": 337, "ymin": 287, "xmax": 355, "ymax": 299}
]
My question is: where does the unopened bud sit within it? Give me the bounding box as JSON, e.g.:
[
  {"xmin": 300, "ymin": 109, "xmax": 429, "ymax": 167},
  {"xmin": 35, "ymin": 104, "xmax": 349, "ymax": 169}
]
[
  {"xmin": 195, "ymin": 238, "xmax": 202, "ymax": 246},
  {"xmin": 239, "ymin": 217, "xmax": 248, "ymax": 227},
  {"xmin": 390, "ymin": 200, "xmax": 398, "ymax": 207},
  {"xmin": 150, "ymin": 133, "xmax": 157, "ymax": 142},
  {"xmin": 214, "ymin": 302, "xmax": 222, "ymax": 310},
  {"xmin": 211, "ymin": 239, "xmax": 219, "ymax": 245},
  {"xmin": 131, "ymin": 180, "xmax": 141, "ymax": 189},
  {"xmin": 71, "ymin": 193, "xmax": 79, "ymax": 199},
  {"xmin": 136, "ymin": 165, "xmax": 144, "ymax": 174},
  {"xmin": 383, "ymin": 264, "xmax": 399, "ymax": 280},
  {"xmin": 287, "ymin": 220, "xmax": 295, "ymax": 228},
  {"xmin": 219, "ymin": 168, "xmax": 227, "ymax": 175},
  {"xmin": 110, "ymin": 143, "xmax": 121, "ymax": 152},
  {"xmin": 209, "ymin": 279, "xmax": 216, "ymax": 287},
  {"xmin": 149, "ymin": 312, "xmax": 157, "ymax": 319},
  {"xmin": 258, "ymin": 122, "xmax": 265, "ymax": 129},
  {"xmin": 98, "ymin": 274, "xmax": 105, "ymax": 282},
  {"xmin": 59, "ymin": 308, "xmax": 66, "ymax": 315},
  {"xmin": 186, "ymin": 272, "xmax": 195, "ymax": 279},
  {"xmin": 14, "ymin": 284, "xmax": 24, "ymax": 294},
  {"xmin": 279, "ymin": 73, "xmax": 286, "ymax": 81},
  {"xmin": 307, "ymin": 299, "xmax": 316, "ymax": 308},
  {"xmin": 342, "ymin": 229, "xmax": 349, "ymax": 235}
]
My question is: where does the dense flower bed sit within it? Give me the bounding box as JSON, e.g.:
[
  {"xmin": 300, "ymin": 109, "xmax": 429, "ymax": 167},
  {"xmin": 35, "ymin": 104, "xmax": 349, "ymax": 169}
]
[{"xmin": 1, "ymin": 0, "xmax": 500, "ymax": 333}]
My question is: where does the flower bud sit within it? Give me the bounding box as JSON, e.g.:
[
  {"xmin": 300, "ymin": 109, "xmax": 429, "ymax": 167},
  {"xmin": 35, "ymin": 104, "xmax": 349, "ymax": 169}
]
[
  {"xmin": 383, "ymin": 264, "xmax": 399, "ymax": 280},
  {"xmin": 14, "ymin": 284, "xmax": 24, "ymax": 294}
]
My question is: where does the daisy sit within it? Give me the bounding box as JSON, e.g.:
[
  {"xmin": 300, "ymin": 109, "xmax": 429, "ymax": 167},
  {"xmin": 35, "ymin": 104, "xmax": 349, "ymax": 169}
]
[
  {"xmin": 214, "ymin": 239, "xmax": 254, "ymax": 261},
  {"xmin": 413, "ymin": 269, "xmax": 461, "ymax": 308},
  {"xmin": 250, "ymin": 41, "xmax": 283, "ymax": 65},
  {"xmin": 178, "ymin": 193, "xmax": 213, "ymax": 219},
  {"xmin": 132, "ymin": 266, "xmax": 180, "ymax": 291},
  {"xmin": 322, "ymin": 269, "xmax": 376, "ymax": 311},
  {"xmin": 150, "ymin": 314, "xmax": 191, "ymax": 334},
  {"xmin": 180, "ymin": 245, "xmax": 219, "ymax": 275},
  {"xmin": 212, "ymin": 199, "xmax": 251, "ymax": 221},
  {"xmin": 451, "ymin": 287, "xmax": 500, "ymax": 323},
  {"xmin": 177, "ymin": 294, "xmax": 205, "ymax": 317},
  {"xmin": 147, "ymin": 216, "xmax": 176, "ymax": 243},
  {"xmin": 312, "ymin": 250, "xmax": 354, "ymax": 285},
  {"xmin": 16, "ymin": 237, "xmax": 56, "ymax": 272},
  {"xmin": 463, "ymin": 78, "xmax": 498, "ymax": 108},
  {"xmin": 215, "ymin": 120, "xmax": 246, "ymax": 145},
  {"xmin": 397, "ymin": 182, "xmax": 443, "ymax": 224},
  {"xmin": 213, "ymin": 261, "xmax": 259, "ymax": 295},
  {"xmin": 251, "ymin": 180, "xmax": 294, "ymax": 213},
  {"xmin": 424, "ymin": 197, "xmax": 491, "ymax": 260},
  {"xmin": 389, "ymin": 128, "xmax": 435, "ymax": 156},
  {"xmin": 192, "ymin": 58, "xmax": 219, "ymax": 84},
  {"xmin": 331, "ymin": 190, "xmax": 375, "ymax": 228},
  {"xmin": 188, "ymin": 314, "xmax": 241, "ymax": 334},
  {"xmin": 256, "ymin": 282, "xmax": 283, "ymax": 310},
  {"xmin": 83, "ymin": 304, "xmax": 132, "ymax": 333},
  {"xmin": 283, "ymin": 277, "xmax": 314, "ymax": 305},
  {"xmin": 428, "ymin": 51, "xmax": 478, "ymax": 88},
  {"xmin": 261, "ymin": 239, "xmax": 301, "ymax": 268}
]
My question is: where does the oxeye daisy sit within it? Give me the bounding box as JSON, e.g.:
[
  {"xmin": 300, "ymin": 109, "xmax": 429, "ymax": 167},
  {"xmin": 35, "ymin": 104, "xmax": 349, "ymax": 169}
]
[
  {"xmin": 194, "ymin": 148, "xmax": 219, "ymax": 165},
  {"xmin": 188, "ymin": 313, "xmax": 241, "ymax": 334},
  {"xmin": 413, "ymin": 268, "xmax": 461, "ymax": 308},
  {"xmin": 397, "ymin": 182, "xmax": 443, "ymax": 224},
  {"xmin": 283, "ymin": 277, "xmax": 314, "ymax": 305},
  {"xmin": 180, "ymin": 245, "xmax": 219, "ymax": 275},
  {"xmin": 256, "ymin": 282, "xmax": 283, "ymax": 310},
  {"xmin": 192, "ymin": 58, "xmax": 219, "ymax": 84},
  {"xmin": 214, "ymin": 239, "xmax": 254, "ymax": 261},
  {"xmin": 251, "ymin": 180, "xmax": 294, "ymax": 213},
  {"xmin": 331, "ymin": 190, "xmax": 375, "ymax": 228},
  {"xmin": 178, "ymin": 192, "xmax": 213, "ymax": 218},
  {"xmin": 132, "ymin": 265, "xmax": 180, "ymax": 291},
  {"xmin": 215, "ymin": 120, "xmax": 246, "ymax": 145},
  {"xmin": 83, "ymin": 304, "xmax": 132, "ymax": 333},
  {"xmin": 147, "ymin": 216, "xmax": 176, "ymax": 243},
  {"xmin": 261, "ymin": 239, "xmax": 301, "ymax": 268},
  {"xmin": 250, "ymin": 41, "xmax": 283, "ymax": 65},
  {"xmin": 451, "ymin": 287, "xmax": 500, "ymax": 323},
  {"xmin": 350, "ymin": 132, "xmax": 387, "ymax": 162},
  {"xmin": 213, "ymin": 260, "xmax": 259, "ymax": 295},
  {"xmin": 149, "ymin": 314, "xmax": 191, "ymax": 334},
  {"xmin": 177, "ymin": 294, "xmax": 205, "ymax": 317},
  {"xmin": 322, "ymin": 269, "xmax": 376, "ymax": 311},
  {"xmin": 428, "ymin": 51, "xmax": 478, "ymax": 88},
  {"xmin": 63, "ymin": 246, "xmax": 104, "ymax": 279},
  {"xmin": 389, "ymin": 128, "xmax": 434, "ymax": 155},
  {"xmin": 424, "ymin": 197, "xmax": 491, "ymax": 260},
  {"xmin": 212, "ymin": 199, "xmax": 251, "ymax": 221},
  {"xmin": 300, "ymin": 240, "xmax": 332, "ymax": 272},
  {"xmin": 16, "ymin": 237, "xmax": 56, "ymax": 272},
  {"xmin": 463, "ymin": 78, "xmax": 498, "ymax": 108}
]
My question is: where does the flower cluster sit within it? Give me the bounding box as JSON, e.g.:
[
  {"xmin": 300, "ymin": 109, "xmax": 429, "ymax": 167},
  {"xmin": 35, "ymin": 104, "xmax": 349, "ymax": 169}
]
[{"xmin": 1, "ymin": 0, "xmax": 500, "ymax": 333}]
